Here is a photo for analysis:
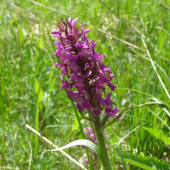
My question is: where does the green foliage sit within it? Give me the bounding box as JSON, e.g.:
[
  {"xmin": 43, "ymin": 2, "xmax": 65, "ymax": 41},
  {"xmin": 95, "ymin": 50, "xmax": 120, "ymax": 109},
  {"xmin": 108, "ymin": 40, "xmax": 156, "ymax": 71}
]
[
  {"xmin": 144, "ymin": 127, "xmax": 170, "ymax": 146},
  {"xmin": 1, "ymin": 0, "xmax": 170, "ymax": 169},
  {"xmin": 117, "ymin": 152, "xmax": 170, "ymax": 170}
]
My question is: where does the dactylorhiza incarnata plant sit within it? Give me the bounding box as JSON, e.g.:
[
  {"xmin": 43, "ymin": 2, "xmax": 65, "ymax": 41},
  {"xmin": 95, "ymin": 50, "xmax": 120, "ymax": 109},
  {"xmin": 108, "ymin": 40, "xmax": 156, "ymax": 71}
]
[{"xmin": 51, "ymin": 18, "xmax": 125, "ymax": 170}]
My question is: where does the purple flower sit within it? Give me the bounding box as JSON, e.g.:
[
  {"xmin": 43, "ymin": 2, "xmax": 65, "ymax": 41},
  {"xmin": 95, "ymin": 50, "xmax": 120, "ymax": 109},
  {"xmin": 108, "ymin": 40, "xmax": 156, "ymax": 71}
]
[
  {"xmin": 83, "ymin": 127, "xmax": 108, "ymax": 167},
  {"xmin": 105, "ymin": 106, "xmax": 119, "ymax": 117},
  {"xmin": 100, "ymin": 93, "xmax": 119, "ymax": 117},
  {"xmin": 68, "ymin": 65, "xmax": 81, "ymax": 74},
  {"xmin": 100, "ymin": 93, "xmax": 113, "ymax": 106},
  {"xmin": 55, "ymin": 62, "xmax": 67, "ymax": 76},
  {"xmin": 84, "ymin": 127, "xmax": 95, "ymax": 141},
  {"xmin": 83, "ymin": 158, "xmax": 88, "ymax": 164},
  {"xmin": 75, "ymin": 82, "xmax": 87, "ymax": 94},
  {"xmin": 60, "ymin": 77, "xmax": 70, "ymax": 89},
  {"xmin": 92, "ymin": 108, "xmax": 102, "ymax": 116},
  {"xmin": 51, "ymin": 18, "xmax": 118, "ymax": 118},
  {"xmin": 79, "ymin": 24, "xmax": 90, "ymax": 39},
  {"xmin": 76, "ymin": 99, "xmax": 89, "ymax": 111}
]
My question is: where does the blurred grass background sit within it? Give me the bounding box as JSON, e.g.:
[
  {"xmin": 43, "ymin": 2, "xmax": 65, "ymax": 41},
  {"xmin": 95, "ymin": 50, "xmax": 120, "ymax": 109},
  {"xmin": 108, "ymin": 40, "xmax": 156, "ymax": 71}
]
[{"xmin": 0, "ymin": 0, "xmax": 170, "ymax": 169}]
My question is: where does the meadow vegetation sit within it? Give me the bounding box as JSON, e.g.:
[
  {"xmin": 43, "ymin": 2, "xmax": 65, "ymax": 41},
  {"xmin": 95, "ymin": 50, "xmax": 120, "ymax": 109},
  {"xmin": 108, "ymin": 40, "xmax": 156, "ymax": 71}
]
[{"xmin": 0, "ymin": 0, "xmax": 170, "ymax": 169}]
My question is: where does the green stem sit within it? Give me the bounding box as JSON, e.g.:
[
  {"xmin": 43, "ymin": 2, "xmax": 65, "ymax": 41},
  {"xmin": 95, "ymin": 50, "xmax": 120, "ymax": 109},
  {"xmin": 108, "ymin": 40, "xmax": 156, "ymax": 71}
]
[{"xmin": 93, "ymin": 116, "xmax": 112, "ymax": 170}]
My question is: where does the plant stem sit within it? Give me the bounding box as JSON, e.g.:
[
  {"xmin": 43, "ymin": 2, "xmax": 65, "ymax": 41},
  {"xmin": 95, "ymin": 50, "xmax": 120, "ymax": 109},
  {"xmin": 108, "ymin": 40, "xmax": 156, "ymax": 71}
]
[{"xmin": 93, "ymin": 116, "xmax": 112, "ymax": 170}]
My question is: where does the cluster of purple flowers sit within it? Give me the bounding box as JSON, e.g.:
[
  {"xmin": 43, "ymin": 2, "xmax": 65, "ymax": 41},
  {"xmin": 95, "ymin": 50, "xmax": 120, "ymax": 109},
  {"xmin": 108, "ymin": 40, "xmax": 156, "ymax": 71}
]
[{"xmin": 51, "ymin": 18, "xmax": 119, "ymax": 118}]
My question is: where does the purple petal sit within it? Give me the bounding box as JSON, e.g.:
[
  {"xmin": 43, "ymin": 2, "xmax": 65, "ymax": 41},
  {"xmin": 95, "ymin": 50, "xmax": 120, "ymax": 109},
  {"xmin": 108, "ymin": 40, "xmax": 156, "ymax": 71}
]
[
  {"xmin": 69, "ymin": 75, "xmax": 79, "ymax": 82},
  {"xmin": 105, "ymin": 100, "xmax": 113, "ymax": 106},
  {"xmin": 119, "ymin": 114, "xmax": 124, "ymax": 119},
  {"xmin": 72, "ymin": 18, "xmax": 79, "ymax": 26},
  {"xmin": 98, "ymin": 54, "xmax": 106, "ymax": 60},
  {"xmin": 84, "ymin": 127, "xmax": 93, "ymax": 132},
  {"xmin": 96, "ymin": 89, "xmax": 101, "ymax": 102},
  {"xmin": 51, "ymin": 30, "xmax": 61, "ymax": 34},
  {"xmin": 80, "ymin": 24, "xmax": 90, "ymax": 35},
  {"xmin": 75, "ymin": 82, "xmax": 87, "ymax": 94},
  {"xmin": 98, "ymin": 61, "xmax": 106, "ymax": 70},
  {"xmin": 55, "ymin": 62, "xmax": 67, "ymax": 75},
  {"xmin": 82, "ymin": 100, "xmax": 90, "ymax": 108},
  {"xmin": 105, "ymin": 93, "xmax": 112, "ymax": 100},
  {"xmin": 103, "ymin": 67, "xmax": 111, "ymax": 73},
  {"xmin": 60, "ymin": 78, "xmax": 70, "ymax": 89},
  {"xmin": 92, "ymin": 108, "xmax": 102, "ymax": 116},
  {"xmin": 100, "ymin": 98, "xmax": 105, "ymax": 105},
  {"xmin": 61, "ymin": 66, "xmax": 67, "ymax": 75},
  {"xmin": 68, "ymin": 65, "xmax": 81, "ymax": 74},
  {"xmin": 113, "ymin": 107, "xmax": 119, "ymax": 115},
  {"xmin": 67, "ymin": 91, "xmax": 80, "ymax": 99},
  {"xmin": 105, "ymin": 106, "xmax": 114, "ymax": 117},
  {"xmin": 83, "ymin": 158, "xmax": 88, "ymax": 164},
  {"xmin": 106, "ymin": 144, "xmax": 109, "ymax": 150},
  {"xmin": 84, "ymin": 29, "xmax": 90, "ymax": 34},
  {"xmin": 76, "ymin": 102, "xmax": 84, "ymax": 111},
  {"xmin": 108, "ymin": 82, "xmax": 116, "ymax": 90},
  {"xmin": 105, "ymin": 106, "xmax": 119, "ymax": 117},
  {"xmin": 89, "ymin": 40, "xmax": 97, "ymax": 48}
]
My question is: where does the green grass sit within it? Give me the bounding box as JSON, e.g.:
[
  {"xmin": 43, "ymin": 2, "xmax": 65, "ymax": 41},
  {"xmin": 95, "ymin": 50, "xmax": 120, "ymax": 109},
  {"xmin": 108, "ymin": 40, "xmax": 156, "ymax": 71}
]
[{"xmin": 0, "ymin": 0, "xmax": 170, "ymax": 169}]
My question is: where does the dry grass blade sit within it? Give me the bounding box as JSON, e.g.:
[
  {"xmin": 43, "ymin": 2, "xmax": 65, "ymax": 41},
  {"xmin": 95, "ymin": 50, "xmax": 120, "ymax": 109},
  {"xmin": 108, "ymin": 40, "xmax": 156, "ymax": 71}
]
[
  {"xmin": 97, "ymin": 28, "xmax": 145, "ymax": 52},
  {"xmin": 25, "ymin": 124, "xmax": 87, "ymax": 170},
  {"xmin": 129, "ymin": 102, "xmax": 169, "ymax": 110},
  {"xmin": 28, "ymin": 141, "xmax": 32, "ymax": 170},
  {"xmin": 141, "ymin": 37, "xmax": 170, "ymax": 100},
  {"xmin": 28, "ymin": 0, "xmax": 67, "ymax": 16}
]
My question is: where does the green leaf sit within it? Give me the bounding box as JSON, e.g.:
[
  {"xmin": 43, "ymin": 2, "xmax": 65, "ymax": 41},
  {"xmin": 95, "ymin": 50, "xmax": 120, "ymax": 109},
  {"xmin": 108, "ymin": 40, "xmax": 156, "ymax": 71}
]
[
  {"xmin": 45, "ymin": 22, "xmax": 56, "ymax": 53},
  {"xmin": 144, "ymin": 127, "xmax": 170, "ymax": 146},
  {"xmin": 117, "ymin": 123, "xmax": 146, "ymax": 145},
  {"xmin": 38, "ymin": 88, "xmax": 43, "ymax": 104},
  {"xmin": 18, "ymin": 25, "xmax": 24, "ymax": 47},
  {"xmin": 163, "ymin": 108, "xmax": 170, "ymax": 120},
  {"xmin": 34, "ymin": 79, "xmax": 40, "ymax": 94},
  {"xmin": 0, "ymin": 127, "xmax": 4, "ymax": 135},
  {"xmin": 46, "ymin": 139, "xmax": 102, "ymax": 161},
  {"xmin": 49, "ymin": 77, "xmax": 57, "ymax": 93},
  {"xmin": 116, "ymin": 152, "xmax": 170, "ymax": 170}
]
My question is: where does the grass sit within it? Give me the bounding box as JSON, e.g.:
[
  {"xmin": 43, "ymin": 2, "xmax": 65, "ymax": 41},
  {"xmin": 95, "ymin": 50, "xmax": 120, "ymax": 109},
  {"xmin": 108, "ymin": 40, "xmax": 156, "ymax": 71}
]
[{"xmin": 0, "ymin": 0, "xmax": 170, "ymax": 169}]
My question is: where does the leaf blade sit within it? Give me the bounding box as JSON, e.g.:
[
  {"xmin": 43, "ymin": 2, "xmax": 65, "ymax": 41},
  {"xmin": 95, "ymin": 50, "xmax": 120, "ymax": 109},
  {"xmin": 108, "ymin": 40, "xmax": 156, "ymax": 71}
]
[{"xmin": 46, "ymin": 139, "xmax": 102, "ymax": 161}]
